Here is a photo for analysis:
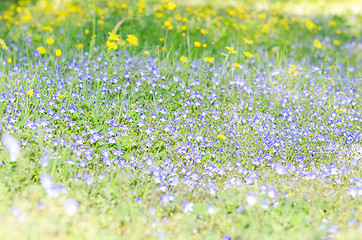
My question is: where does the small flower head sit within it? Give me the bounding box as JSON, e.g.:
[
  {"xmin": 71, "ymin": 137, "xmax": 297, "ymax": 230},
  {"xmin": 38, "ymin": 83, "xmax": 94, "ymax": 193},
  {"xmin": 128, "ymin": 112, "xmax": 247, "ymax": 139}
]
[
  {"xmin": 313, "ymin": 39, "xmax": 322, "ymax": 49},
  {"xmin": 180, "ymin": 56, "xmax": 188, "ymax": 63},
  {"xmin": 126, "ymin": 34, "xmax": 139, "ymax": 46},
  {"xmin": 243, "ymin": 52, "xmax": 254, "ymax": 58},
  {"xmin": 194, "ymin": 41, "xmax": 201, "ymax": 48},
  {"xmin": 55, "ymin": 49, "xmax": 62, "ymax": 57},
  {"xmin": 108, "ymin": 32, "xmax": 120, "ymax": 42},
  {"xmin": 106, "ymin": 40, "xmax": 118, "ymax": 51},
  {"xmin": 204, "ymin": 57, "xmax": 214, "ymax": 63}
]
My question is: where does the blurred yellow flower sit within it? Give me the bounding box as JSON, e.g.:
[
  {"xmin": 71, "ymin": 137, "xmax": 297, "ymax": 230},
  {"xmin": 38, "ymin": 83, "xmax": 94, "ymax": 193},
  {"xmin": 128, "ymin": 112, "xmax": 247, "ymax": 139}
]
[
  {"xmin": 305, "ymin": 19, "xmax": 316, "ymax": 31},
  {"xmin": 217, "ymin": 134, "xmax": 226, "ymax": 140},
  {"xmin": 243, "ymin": 38, "xmax": 253, "ymax": 44},
  {"xmin": 55, "ymin": 49, "xmax": 62, "ymax": 57},
  {"xmin": 27, "ymin": 90, "xmax": 34, "ymax": 98},
  {"xmin": 144, "ymin": 50, "xmax": 149, "ymax": 55},
  {"xmin": 194, "ymin": 41, "xmax": 201, "ymax": 47},
  {"xmin": 243, "ymin": 52, "xmax": 254, "ymax": 58},
  {"xmin": 332, "ymin": 40, "xmax": 340, "ymax": 46},
  {"xmin": 46, "ymin": 38, "xmax": 55, "ymax": 45},
  {"xmin": 200, "ymin": 29, "xmax": 208, "ymax": 35},
  {"xmin": 106, "ymin": 41, "xmax": 118, "ymax": 50},
  {"xmin": 313, "ymin": 39, "xmax": 322, "ymax": 49},
  {"xmin": 7, "ymin": 58, "xmax": 12, "ymax": 64},
  {"xmin": 85, "ymin": 29, "xmax": 90, "ymax": 34},
  {"xmin": 98, "ymin": 20, "xmax": 104, "ymax": 26},
  {"xmin": 108, "ymin": 32, "xmax": 120, "ymax": 42},
  {"xmin": 126, "ymin": 34, "xmax": 139, "ymax": 46},
  {"xmin": 167, "ymin": 1, "xmax": 176, "ymax": 10},
  {"xmin": 57, "ymin": 93, "xmax": 67, "ymax": 98},
  {"xmin": 234, "ymin": 62, "xmax": 240, "ymax": 68},
  {"xmin": 226, "ymin": 46, "xmax": 237, "ymax": 54},
  {"xmin": 180, "ymin": 56, "xmax": 188, "ymax": 63},
  {"xmin": 204, "ymin": 57, "xmax": 214, "ymax": 63},
  {"xmin": 0, "ymin": 39, "xmax": 8, "ymax": 50},
  {"xmin": 164, "ymin": 20, "xmax": 171, "ymax": 27},
  {"xmin": 76, "ymin": 44, "xmax": 83, "ymax": 50},
  {"xmin": 37, "ymin": 46, "xmax": 46, "ymax": 54}
]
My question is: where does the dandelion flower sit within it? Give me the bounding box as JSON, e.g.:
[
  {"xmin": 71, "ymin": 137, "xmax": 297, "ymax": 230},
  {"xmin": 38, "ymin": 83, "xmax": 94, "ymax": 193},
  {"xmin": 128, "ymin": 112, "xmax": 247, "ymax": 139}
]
[
  {"xmin": 204, "ymin": 57, "xmax": 214, "ymax": 63},
  {"xmin": 243, "ymin": 52, "xmax": 254, "ymax": 58},
  {"xmin": 194, "ymin": 41, "xmax": 201, "ymax": 48},
  {"xmin": 180, "ymin": 56, "xmax": 188, "ymax": 63},
  {"xmin": 126, "ymin": 34, "xmax": 139, "ymax": 46},
  {"xmin": 108, "ymin": 32, "xmax": 120, "ymax": 42},
  {"xmin": 313, "ymin": 39, "xmax": 322, "ymax": 49}
]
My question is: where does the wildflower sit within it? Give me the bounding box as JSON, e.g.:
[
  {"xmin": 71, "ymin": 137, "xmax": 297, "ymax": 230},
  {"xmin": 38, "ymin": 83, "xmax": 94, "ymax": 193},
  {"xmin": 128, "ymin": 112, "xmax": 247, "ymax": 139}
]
[
  {"xmin": 194, "ymin": 41, "xmax": 201, "ymax": 47},
  {"xmin": 37, "ymin": 46, "xmax": 46, "ymax": 54},
  {"xmin": 243, "ymin": 37, "xmax": 253, "ymax": 45},
  {"xmin": 181, "ymin": 201, "xmax": 193, "ymax": 214},
  {"xmin": 46, "ymin": 38, "xmax": 55, "ymax": 45},
  {"xmin": 76, "ymin": 44, "xmax": 83, "ymax": 50},
  {"xmin": 234, "ymin": 62, "xmax": 240, "ymax": 68},
  {"xmin": 245, "ymin": 192, "xmax": 257, "ymax": 206},
  {"xmin": 27, "ymin": 90, "xmax": 34, "ymax": 98},
  {"xmin": 217, "ymin": 134, "xmax": 226, "ymax": 140},
  {"xmin": 7, "ymin": 58, "xmax": 12, "ymax": 64},
  {"xmin": 180, "ymin": 56, "xmax": 188, "ymax": 63},
  {"xmin": 202, "ymin": 43, "xmax": 207, "ymax": 47},
  {"xmin": 55, "ymin": 49, "xmax": 62, "ymax": 57},
  {"xmin": 126, "ymin": 34, "xmax": 139, "ymax": 46},
  {"xmin": 85, "ymin": 29, "xmax": 90, "ymax": 34},
  {"xmin": 106, "ymin": 41, "xmax": 118, "ymax": 50},
  {"xmin": 226, "ymin": 46, "xmax": 237, "ymax": 54},
  {"xmin": 1, "ymin": 134, "xmax": 20, "ymax": 162},
  {"xmin": 57, "ymin": 93, "xmax": 67, "ymax": 98},
  {"xmin": 332, "ymin": 40, "xmax": 340, "ymax": 46},
  {"xmin": 63, "ymin": 198, "xmax": 79, "ymax": 216},
  {"xmin": 108, "ymin": 32, "xmax": 120, "ymax": 42},
  {"xmin": 167, "ymin": 1, "xmax": 176, "ymax": 10},
  {"xmin": 200, "ymin": 29, "xmax": 208, "ymax": 35},
  {"xmin": 207, "ymin": 205, "xmax": 216, "ymax": 215},
  {"xmin": 203, "ymin": 57, "xmax": 214, "ymax": 63},
  {"xmin": 305, "ymin": 19, "xmax": 316, "ymax": 31},
  {"xmin": 164, "ymin": 20, "xmax": 171, "ymax": 27},
  {"xmin": 98, "ymin": 20, "xmax": 104, "ymax": 26},
  {"xmin": 243, "ymin": 52, "xmax": 254, "ymax": 58},
  {"xmin": 0, "ymin": 38, "xmax": 7, "ymax": 50},
  {"xmin": 313, "ymin": 39, "xmax": 322, "ymax": 49},
  {"xmin": 144, "ymin": 50, "xmax": 149, "ymax": 55}
]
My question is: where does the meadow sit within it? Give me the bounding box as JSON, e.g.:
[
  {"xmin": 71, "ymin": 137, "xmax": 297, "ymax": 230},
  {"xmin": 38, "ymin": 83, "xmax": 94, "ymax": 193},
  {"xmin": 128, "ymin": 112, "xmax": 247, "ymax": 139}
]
[{"xmin": 0, "ymin": 0, "xmax": 361, "ymax": 239}]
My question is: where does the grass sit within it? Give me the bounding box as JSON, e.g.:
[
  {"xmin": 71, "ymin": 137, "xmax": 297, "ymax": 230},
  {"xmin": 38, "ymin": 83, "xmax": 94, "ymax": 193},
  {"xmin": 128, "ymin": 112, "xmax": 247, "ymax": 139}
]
[{"xmin": 0, "ymin": 0, "xmax": 361, "ymax": 239}]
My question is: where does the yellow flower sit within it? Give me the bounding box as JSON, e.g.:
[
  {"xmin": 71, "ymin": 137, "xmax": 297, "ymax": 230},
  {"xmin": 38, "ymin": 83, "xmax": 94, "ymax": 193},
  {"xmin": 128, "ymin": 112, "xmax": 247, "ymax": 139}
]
[
  {"xmin": 160, "ymin": 37, "xmax": 164, "ymax": 42},
  {"xmin": 194, "ymin": 41, "xmax": 201, "ymax": 48},
  {"xmin": 164, "ymin": 20, "xmax": 171, "ymax": 27},
  {"xmin": 46, "ymin": 38, "xmax": 54, "ymax": 45},
  {"xmin": 203, "ymin": 44, "xmax": 207, "ymax": 48},
  {"xmin": 144, "ymin": 50, "xmax": 149, "ymax": 55},
  {"xmin": 234, "ymin": 62, "xmax": 240, "ymax": 68},
  {"xmin": 108, "ymin": 32, "xmax": 120, "ymax": 42},
  {"xmin": 305, "ymin": 19, "xmax": 316, "ymax": 31},
  {"xmin": 98, "ymin": 20, "xmax": 104, "ymax": 26},
  {"xmin": 85, "ymin": 29, "xmax": 90, "ymax": 34},
  {"xmin": 119, "ymin": 40, "xmax": 126, "ymax": 47},
  {"xmin": 7, "ymin": 58, "xmax": 12, "ymax": 64},
  {"xmin": 57, "ymin": 93, "xmax": 67, "ymax": 98},
  {"xmin": 27, "ymin": 90, "xmax": 34, "ymax": 98},
  {"xmin": 43, "ymin": 26, "xmax": 53, "ymax": 31},
  {"xmin": 167, "ymin": 1, "xmax": 176, "ymax": 10},
  {"xmin": 121, "ymin": 3, "xmax": 128, "ymax": 9},
  {"xmin": 126, "ymin": 34, "xmax": 139, "ymax": 46},
  {"xmin": 243, "ymin": 52, "xmax": 254, "ymax": 58},
  {"xmin": 332, "ymin": 40, "xmax": 340, "ymax": 46},
  {"xmin": 162, "ymin": 47, "xmax": 166, "ymax": 51},
  {"xmin": 217, "ymin": 134, "xmax": 226, "ymax": 140},
  {"xmin": 226, "ymin": 46, "xmax": 237, "ymax": 54},
  {"xmin": 243, "ymin": 37, "xmax": 253, "ymax": 44},
  {"xmin": 37, "ymin": 46, "xmax": 46, "ymax": 54},
  {"xmin": 55, "ymin": 49, "xmax": 62, "ymax": 57},
  {"xmin": 313, "ymin": 39, "xmax": 322, "ymax": 49},
  {"xmin": 180, "ymin": 56, "xmax": 188, "ymax": 63},
  {"xmin": 76, "ymin": 44, "xmax": 83, "ymax": 50},
  {"xmin": 204, "ymin": 57, "xmax": 214, "ymax": 63},
  {"xmin": 106, "ymin": 41, "xmax": 118, "ymax": 50},
  {"xmin": 200, "ymin": 29, "xmax": 208, "ymax": 35},
  {"xmin": 0, "ymin": 39, "xmax": 8, "ymax": 50},
  {"xmin": 181, "ymin": 26, "xmax": 187, "ymax": 31}
]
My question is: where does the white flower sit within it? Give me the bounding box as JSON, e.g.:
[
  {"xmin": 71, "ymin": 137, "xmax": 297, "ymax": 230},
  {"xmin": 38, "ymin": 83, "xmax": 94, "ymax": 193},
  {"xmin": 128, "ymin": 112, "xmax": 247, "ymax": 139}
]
[
  {"xmin": 1, "ymin": 134, "xmax": 20, "ymax": 162},
  {"xmin": 63, "ymin": 198, "xmax": 79, "ymax": 216}
]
